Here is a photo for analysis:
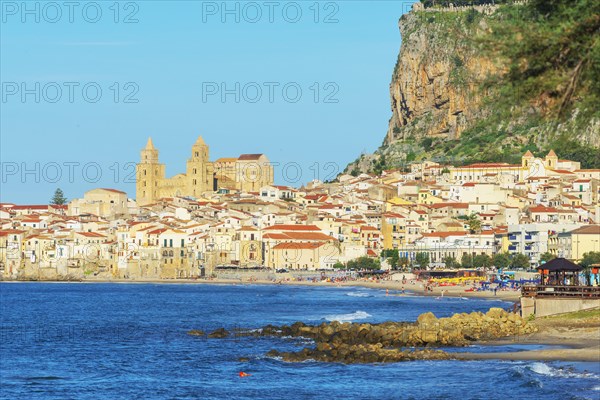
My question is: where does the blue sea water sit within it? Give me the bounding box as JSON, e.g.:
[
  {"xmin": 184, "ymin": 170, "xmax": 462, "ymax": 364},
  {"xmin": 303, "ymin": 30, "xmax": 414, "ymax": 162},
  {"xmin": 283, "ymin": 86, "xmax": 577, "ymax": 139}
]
[{"xmin": 1, "ymin": 283, "xmax": 599, "ymax": 400}]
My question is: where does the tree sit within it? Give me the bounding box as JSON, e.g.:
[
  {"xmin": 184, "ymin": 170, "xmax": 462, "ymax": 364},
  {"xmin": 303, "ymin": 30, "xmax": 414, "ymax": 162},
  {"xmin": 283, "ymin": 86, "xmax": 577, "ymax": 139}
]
[
  {"xmin": 461, "ymin": 253, "xmax": 474, "ymax": 268},
  {"xmin": 347, "ymin": 257, "xmax": 380, "ymax": 271},
  {"xmin": 443, "ymin": 256, "xmax": 459, "ymax": 269},
  {"xmin": 539, "ymin": 252, "xmax": 556, "ymax": 263},
  {"xmin": 398, "ymin": 257, "xmax": 410, "ymax": 270},
  {"xmin": 510, "ymin": 253, "xmax": 530, "ymax": 270},
  {"xmin": 492, "ymin": 253, "xmax": 510, "ymax": 270},
  {"xmin": 382, "ymin": 249, "xmax": 399, "ymax": 269},
  {"xmin": 415, "ymin": 252, "xmax": 430, "ymax": 269},
  {"xmin": 580, "ymin": 252, "xmax": 600, "ymax": 269},
  {"xmin": 333, "ymin": 261, "xmax": 345, "ymax": 269},
  {"xmin": 467, "ymin": 213, "xmax": 482, "ymax": 234},
  {"xmin": 473, "ymin": 254, "xmax": 492, "ymax": 269},
  {"xmin": 51, "ymin": 188, "xmax": 67, "ymax": 205}
]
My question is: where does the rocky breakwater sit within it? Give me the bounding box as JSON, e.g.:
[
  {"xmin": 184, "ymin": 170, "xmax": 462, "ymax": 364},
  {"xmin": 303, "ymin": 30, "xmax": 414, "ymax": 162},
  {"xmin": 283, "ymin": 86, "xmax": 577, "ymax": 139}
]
[{"xmin": 191, "ymin": 308, "xmax": 537, "ymax": 364}]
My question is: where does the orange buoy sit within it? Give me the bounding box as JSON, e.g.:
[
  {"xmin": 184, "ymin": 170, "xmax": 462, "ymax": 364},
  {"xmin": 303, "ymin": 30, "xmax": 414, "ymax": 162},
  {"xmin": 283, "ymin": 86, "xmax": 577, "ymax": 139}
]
[{"xmin": 239, "ymin": 371, "xmax": 251, "ymax": 377}]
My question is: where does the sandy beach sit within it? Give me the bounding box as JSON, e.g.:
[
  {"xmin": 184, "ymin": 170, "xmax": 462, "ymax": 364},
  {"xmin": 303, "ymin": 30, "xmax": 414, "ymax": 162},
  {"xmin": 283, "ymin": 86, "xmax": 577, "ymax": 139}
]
[
  {"xmin": 456, "ymin": 309, "xmax": 600, "ymax": 362},
  {"xmin": 1, "ymin": 276, "xmax": 522, "ymax": 301}
]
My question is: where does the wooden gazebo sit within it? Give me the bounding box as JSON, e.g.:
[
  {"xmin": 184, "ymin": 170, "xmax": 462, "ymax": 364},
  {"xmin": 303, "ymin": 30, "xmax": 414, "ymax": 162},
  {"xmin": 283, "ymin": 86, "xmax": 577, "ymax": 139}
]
[
  {"xmin": 522, "ymin": 257, "xmax": 600, "ymax": 298},
  {"xmin": 538, "ymin": 258, "xmax": 582, "ymax": 286}
]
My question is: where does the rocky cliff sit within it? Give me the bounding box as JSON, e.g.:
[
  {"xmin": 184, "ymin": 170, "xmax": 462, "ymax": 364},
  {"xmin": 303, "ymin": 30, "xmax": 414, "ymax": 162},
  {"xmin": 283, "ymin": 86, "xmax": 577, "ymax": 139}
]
[{"xmin": 346, "ymin": 1, "xmax": 600, "ymax": 174}]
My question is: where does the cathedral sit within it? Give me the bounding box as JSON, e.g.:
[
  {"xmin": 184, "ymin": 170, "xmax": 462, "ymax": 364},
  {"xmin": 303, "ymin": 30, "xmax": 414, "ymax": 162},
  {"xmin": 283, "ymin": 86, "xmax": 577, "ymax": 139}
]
[{"xmin": 136, "ymin": 136, "xmax": 274, "ymax": 205}]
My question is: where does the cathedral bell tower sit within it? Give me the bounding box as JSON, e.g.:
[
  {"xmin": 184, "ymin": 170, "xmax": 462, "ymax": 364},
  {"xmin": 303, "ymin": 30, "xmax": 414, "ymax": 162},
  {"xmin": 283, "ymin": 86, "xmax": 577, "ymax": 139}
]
[
  {"xmin": 186, "ymin": 136, "xmax": 213, "ymax": 197},
  {"xmin": 136, "ymin": 137, "xmax": 165, "ymax": 205}
]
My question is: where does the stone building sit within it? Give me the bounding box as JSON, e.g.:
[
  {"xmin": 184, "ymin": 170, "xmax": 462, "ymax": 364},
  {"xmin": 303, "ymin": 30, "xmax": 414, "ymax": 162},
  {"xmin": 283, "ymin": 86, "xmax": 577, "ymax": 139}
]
[{"xmin": 136, "ymin": 136, "xmax": 273, "ymax": 205}]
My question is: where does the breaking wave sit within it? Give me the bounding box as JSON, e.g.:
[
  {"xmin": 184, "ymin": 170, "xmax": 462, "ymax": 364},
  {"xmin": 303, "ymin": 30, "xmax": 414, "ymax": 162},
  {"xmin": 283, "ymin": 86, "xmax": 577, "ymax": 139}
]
[
  {"xmin": 528, "ymin": 363, "xmax": 599, "ymax": 379},
  {"xmin": 345, "ymin": 291, "xmax": 373, "ymax": 298},
  {"xmin": 324, "ymin": 311, "xmax": 372, "ymax": 322}
]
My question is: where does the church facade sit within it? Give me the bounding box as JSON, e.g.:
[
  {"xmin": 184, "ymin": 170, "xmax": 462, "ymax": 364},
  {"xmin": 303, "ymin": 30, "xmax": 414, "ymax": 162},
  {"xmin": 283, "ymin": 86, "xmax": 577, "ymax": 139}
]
[{"xmin": 136, "ymin": 136, "xmax": 273, "ymax": 205}]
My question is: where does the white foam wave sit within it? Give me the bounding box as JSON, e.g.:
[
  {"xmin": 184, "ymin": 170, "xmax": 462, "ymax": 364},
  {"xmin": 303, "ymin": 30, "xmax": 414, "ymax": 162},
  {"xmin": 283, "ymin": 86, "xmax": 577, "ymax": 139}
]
[
  {"xmin": 324, "ymin": 310, "xmax": 372, "ymax": 322},
  {"xmin": 529, "ymin": 362, "xmax": 599, "ymax": 379},
  {"xmin": 346, "ymin": 292, "xmax": 372, "ymax": 298}
]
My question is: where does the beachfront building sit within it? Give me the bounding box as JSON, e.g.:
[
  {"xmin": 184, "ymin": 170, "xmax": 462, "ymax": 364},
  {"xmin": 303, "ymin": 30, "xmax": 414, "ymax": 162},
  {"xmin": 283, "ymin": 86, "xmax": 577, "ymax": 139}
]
[
  {"xmin": 268, "ymin": 242, "xmax": 337, "ymax": 270},
  {"xmin": 399, "ymin": 232, "xmax": 495, "ymax": 268},
  {"xmin": 506, "ymin": 223, "xmax": 581, "ymax": 266},
  {"xmin": 569, "ymin": 225, "xmax": 600, "ymax": 262}
]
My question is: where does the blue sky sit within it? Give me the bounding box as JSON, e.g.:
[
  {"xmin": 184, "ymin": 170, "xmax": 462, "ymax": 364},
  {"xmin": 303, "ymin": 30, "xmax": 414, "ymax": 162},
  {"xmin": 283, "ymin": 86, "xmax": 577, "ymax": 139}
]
[{"xmin": 1, "ymin": 0, "xmax": 416, "ymax": 203}]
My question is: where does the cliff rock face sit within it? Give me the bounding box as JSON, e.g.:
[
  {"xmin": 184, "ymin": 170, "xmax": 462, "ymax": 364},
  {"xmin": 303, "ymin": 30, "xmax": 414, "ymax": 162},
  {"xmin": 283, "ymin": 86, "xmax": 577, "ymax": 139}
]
[
  {"xmin": 385, "ymin": 6, "xmax": 497, "ymax": 144},
  {"xmin": 345, "ymin": 2, "xmax": 600, "ymax": 174}
]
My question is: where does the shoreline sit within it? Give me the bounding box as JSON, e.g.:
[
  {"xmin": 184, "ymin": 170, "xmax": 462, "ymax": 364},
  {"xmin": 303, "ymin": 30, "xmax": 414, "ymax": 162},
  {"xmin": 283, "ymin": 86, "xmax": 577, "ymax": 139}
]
[
  {"xmin": 456, "ymin": 309, "xmax": 600, "ymax": 363},
  {"xmin": 0, "ymin": 277, "xmax": 521, "ymax": 301}
]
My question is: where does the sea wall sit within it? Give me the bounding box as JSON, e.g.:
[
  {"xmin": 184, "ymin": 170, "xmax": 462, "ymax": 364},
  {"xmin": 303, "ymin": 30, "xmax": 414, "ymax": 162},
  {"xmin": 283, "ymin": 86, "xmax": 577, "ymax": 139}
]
[{"xmin": 521, "ymin": 297, "xmax": 600, "ymax": 318}]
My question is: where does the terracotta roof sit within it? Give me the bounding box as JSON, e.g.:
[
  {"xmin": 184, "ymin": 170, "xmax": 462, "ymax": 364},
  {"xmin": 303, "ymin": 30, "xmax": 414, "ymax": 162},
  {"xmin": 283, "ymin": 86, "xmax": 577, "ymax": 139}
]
[
  {"xmin": 76, "ymin": 232, "xmax": 106, "ymax": 238},
  {"xmin": 272, "ymin": 242, "xmax": 325, "ymax": 250},
  {"xmin": 99, "ymin": 188, "xmax": 127, "ymax": 194},
  {"xmin": 360, "ymin": 226, "xmax": 378, "ymax": 231},
  {"xmin": 570, "ymin": 225, "xmax": 600, "ymax": 235},
  {"xmin": 529, "ymin": 205, "xmax": 558, "ymax": 213},
  {"xmin": 11, "ymin": 205, "xmax": 49, "ymax": 210},
  {"xmin": 215, "ymin": 157, "xmax": 238, "ymax": 163},
  {"xmin": 0, "ymin": 229, "xmax": 25, "ymax": 236},
  {"xmin": 238, "ymin": 154, "xmax": 263, "ymax": 161},
  {"xmin": 264, "ymin": 224, "xmax": 320, "ymax": 231},
  {"xmin": 147, "ymin": 228, "xmax": 168, "ymax": 235}
]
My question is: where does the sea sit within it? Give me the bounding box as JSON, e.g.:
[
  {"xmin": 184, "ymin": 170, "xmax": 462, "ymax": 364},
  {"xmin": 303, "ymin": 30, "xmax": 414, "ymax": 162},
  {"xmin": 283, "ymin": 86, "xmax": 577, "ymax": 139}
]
[{"xmin": 1, "ymin": 283, "xmax": 598, "ymax": 399}]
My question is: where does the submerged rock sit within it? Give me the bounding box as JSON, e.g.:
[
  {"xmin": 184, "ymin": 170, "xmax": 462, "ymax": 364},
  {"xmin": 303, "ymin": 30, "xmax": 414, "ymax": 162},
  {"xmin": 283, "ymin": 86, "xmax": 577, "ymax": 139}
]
[{"xmin": 208, "ymin": 328, "xmax": 230, "ymax": 338}]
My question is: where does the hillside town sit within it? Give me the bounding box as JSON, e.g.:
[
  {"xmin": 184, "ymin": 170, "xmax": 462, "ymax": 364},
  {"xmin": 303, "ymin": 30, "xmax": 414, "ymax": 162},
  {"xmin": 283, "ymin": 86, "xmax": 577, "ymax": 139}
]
[{"xmin": 1, "ymin": 143, "xmax": 599, "ymax": 281}]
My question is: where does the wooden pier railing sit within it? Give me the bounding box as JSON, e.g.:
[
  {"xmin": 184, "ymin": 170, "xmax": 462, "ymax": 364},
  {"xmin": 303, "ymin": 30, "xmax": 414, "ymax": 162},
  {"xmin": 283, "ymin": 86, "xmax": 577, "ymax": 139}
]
[{"xmin": 522, "ymin": 285, "xmax": 600, "ymax": 299}]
